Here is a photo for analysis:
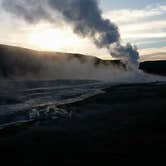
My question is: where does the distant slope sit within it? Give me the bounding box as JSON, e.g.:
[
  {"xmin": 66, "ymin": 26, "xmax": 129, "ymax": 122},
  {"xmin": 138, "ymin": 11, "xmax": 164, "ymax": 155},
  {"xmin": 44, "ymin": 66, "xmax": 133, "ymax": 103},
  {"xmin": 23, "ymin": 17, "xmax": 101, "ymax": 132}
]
[
  {"xmin": 0, "ymin": 44, "xmax": 126, "ymax": 79},
  {"xmin": 140, "ymin": 61, "xmax": 166, "ymax": 76}
]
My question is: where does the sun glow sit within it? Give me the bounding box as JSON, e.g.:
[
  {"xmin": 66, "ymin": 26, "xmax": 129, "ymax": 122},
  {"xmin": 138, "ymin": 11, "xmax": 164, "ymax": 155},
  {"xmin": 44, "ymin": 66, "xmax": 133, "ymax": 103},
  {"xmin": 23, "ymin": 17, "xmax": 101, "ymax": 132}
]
[
  {"xmin": 27, "ymin": 25, "xmax": 83, "ymax": 52},
  {"xmin": 24, "ymin": 23, "xmax": 109, "ymax": 59}
]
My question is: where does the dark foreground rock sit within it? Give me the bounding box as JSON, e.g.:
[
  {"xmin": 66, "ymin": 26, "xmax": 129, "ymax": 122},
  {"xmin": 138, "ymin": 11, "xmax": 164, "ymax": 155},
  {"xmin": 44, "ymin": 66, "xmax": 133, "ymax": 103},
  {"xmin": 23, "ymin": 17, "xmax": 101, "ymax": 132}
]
[{"xmin": 1, "ymin": 82, "xmax": 166, "ymax": 164}]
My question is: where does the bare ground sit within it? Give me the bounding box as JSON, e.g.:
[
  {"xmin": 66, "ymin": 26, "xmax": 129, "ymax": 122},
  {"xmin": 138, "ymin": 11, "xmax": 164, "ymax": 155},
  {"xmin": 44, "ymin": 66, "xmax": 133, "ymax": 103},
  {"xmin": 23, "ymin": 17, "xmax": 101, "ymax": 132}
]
[{"xmin": 1, "ymin": 82, "xmax": 166, "ymax": 164}]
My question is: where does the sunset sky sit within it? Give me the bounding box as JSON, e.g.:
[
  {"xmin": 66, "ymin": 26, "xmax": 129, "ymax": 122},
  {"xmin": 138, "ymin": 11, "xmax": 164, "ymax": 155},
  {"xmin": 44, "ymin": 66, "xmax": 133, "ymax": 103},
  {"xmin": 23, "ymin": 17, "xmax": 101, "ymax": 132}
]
[{"xmin": 0, "ymin": 0, "xmax": 166, "ymax": 61}]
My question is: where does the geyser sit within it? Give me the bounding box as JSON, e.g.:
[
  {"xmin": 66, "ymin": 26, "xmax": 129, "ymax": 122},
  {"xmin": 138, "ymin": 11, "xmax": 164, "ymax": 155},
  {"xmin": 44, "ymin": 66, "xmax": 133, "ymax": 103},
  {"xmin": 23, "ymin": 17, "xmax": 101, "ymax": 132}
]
[{"xmin": 2, "ymin": 0, "xmax": 139, "ymax": 68}]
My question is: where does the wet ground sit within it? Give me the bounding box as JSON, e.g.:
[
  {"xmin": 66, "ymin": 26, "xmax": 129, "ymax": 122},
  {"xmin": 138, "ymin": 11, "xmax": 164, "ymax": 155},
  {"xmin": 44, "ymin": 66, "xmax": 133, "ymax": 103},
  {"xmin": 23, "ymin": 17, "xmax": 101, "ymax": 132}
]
[{"xmin": 0, "ymin": 82, "xmax": 166, "ymax": 164}]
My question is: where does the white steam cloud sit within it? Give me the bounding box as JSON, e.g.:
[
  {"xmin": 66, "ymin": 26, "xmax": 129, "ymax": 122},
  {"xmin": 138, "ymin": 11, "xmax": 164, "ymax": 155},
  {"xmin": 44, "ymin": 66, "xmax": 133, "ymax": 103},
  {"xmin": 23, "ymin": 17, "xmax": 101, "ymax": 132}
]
[{"xmin": 2, "ymin": 0, "xmax": 140, "ymax": 68}]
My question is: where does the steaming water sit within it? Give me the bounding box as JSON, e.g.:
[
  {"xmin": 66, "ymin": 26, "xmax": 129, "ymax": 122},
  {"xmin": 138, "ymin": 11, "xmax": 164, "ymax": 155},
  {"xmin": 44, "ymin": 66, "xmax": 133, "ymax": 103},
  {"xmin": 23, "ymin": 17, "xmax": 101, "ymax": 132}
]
[
  {"xmin": 0, "ymin": 80, "xmax": 109, "ymax": 128},
  {"xmin": 0, "ymin": 74, "xmax": 166, "ymax": 129}
]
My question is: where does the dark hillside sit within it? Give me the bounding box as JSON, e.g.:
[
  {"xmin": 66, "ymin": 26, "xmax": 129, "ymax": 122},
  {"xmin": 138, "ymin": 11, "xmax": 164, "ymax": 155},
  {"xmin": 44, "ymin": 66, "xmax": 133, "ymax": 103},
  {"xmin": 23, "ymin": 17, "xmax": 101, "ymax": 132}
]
[
  {"xmin": 0, "ymin": 44, "xmax": 125, "ymax": 79},
  {"xmin": 140, "ymin": 61, "xmax": 166, "ymax": 76}
]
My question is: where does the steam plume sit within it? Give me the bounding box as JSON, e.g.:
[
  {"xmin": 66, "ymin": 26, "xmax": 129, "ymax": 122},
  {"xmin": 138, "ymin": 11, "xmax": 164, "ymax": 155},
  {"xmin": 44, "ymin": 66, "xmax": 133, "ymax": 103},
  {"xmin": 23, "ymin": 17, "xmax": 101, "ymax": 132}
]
[{"xmin": 2, "ymin": 0, "xmax": 139, "ymax": 67}]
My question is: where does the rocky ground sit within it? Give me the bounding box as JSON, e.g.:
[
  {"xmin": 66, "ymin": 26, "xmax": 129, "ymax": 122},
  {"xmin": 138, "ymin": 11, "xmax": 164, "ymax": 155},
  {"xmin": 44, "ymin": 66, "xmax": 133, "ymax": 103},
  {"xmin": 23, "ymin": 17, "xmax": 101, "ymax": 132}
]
[{"xmin": 0, "ymin": 82, "xmax": 166, "ymax": 164}]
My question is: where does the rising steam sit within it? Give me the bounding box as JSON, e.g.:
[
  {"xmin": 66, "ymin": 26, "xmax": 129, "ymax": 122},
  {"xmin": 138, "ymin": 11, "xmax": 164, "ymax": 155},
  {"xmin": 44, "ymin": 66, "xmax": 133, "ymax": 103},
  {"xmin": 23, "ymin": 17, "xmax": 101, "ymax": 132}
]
[{"xmin": 2, "ymin": 0, "xmax": 139, "ymax": 68}]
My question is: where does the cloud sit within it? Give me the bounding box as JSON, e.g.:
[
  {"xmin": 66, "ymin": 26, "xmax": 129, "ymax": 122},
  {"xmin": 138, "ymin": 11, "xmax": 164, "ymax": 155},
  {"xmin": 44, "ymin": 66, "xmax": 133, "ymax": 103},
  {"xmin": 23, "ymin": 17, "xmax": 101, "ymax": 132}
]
[
  {"xmin": 141, "ymin": 53, "xmax": 166, "ymax": 61},
  {"xmin": 104, "ymin": 4, "xmax": 166, "ymax": 24},
  {"xmin": 1, "ymin": 0, "xmax": 140, "ymax": 67},
  {"xmin": 103, "ymin": 4, "xmax": 166, "ymax": 49},
  {"xmin": 0, "ymin": 1, "xmax": 165, "ymax": 62},
  {"xmin": 140, "ymin": 47, "xmax": 166, "ymax": 55},
  {"xmin": 140, "ymin": 47, "xmax": 166, "ymax": 61}
]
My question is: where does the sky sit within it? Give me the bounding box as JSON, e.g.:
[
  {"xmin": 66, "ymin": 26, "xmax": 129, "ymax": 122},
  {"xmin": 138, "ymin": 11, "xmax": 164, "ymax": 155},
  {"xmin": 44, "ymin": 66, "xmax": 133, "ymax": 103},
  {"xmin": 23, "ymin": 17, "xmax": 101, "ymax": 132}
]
[
  {"xmin": 0, "ymin": 0, "xmax": 166, "ymax": 61},
  {"xmin": 101, "ymin": 0, "xmax": 166, "ymax": 10}
]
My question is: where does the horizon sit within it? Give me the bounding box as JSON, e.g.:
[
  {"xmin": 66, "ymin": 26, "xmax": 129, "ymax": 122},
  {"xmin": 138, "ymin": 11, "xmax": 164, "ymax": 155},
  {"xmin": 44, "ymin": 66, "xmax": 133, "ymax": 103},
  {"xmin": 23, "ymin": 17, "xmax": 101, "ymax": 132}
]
[
  {"xmin": 0, "ymin": 43, "xmax": 165, "ymax": 63},
  {"xmin": 0, "ymin": 0, "xmax": 165, "ymax": 61}
]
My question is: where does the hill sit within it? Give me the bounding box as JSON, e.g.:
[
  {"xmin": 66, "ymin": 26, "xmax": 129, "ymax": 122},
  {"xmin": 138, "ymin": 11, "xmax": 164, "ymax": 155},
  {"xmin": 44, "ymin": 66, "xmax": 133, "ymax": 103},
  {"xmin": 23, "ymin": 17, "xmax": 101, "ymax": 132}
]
[
  {"xmin": 0, "ymin": 44, "xmax": 126, "ymax": 79},
  {"xmin": 140, "ymin": 61, "xmax": 166, "ymax": 76}
]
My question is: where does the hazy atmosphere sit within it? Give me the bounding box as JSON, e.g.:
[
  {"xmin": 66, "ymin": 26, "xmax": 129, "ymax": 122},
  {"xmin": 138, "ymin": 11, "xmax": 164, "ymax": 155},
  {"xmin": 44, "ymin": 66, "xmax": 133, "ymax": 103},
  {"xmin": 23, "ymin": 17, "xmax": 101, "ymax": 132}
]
[
  {"xmin": 0, "ymin": 0, "xmax": 165, "ymax": 61},
  {"xmin": 0, "ymin": 1, "xmax": 166, "ymax": 164}
]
